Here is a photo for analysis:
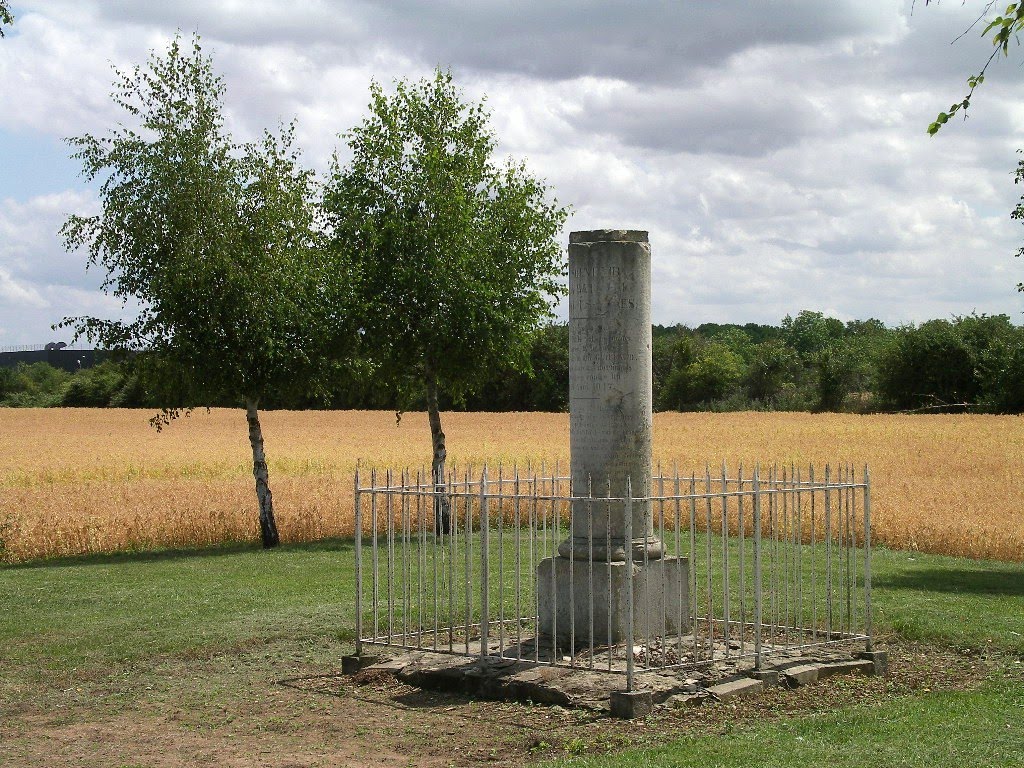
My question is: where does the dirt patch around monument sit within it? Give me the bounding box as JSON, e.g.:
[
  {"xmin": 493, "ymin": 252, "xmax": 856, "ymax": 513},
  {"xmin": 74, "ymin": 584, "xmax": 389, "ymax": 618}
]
[{"xmin": 0, "ymin": 638, "xmax": 1014, "ymax": 767}]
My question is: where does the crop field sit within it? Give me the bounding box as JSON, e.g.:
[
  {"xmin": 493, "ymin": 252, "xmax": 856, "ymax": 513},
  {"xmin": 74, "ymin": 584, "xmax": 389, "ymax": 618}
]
[{"xmin": 1, "ymin": 408, "xmax": 1022, "ymax": 563}]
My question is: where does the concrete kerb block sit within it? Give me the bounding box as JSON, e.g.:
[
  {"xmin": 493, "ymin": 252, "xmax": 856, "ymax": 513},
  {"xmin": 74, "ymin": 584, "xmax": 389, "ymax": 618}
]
[
  {"xmin": 610, "ymin": 690, "xmax": 654, "ymax": 719},
  {"xmin": 782, "ymin": 664, "xmax": 819, "ymax": 688},
  {"xmin": 748, "ymin": 668, "xmax": 780, "ymax": 686},
  {"xmin": 706, "ymin": 678, "xmax": 765, "ymax": 702},
  {"xmin": 859, "ymin": 649, "xmax": 889, "ymax": 675}
]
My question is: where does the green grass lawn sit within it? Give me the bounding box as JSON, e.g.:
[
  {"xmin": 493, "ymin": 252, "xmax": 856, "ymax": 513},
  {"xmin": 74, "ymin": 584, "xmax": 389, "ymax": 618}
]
[{"xmin": 1, "ymin": 539, "xmax": 1022, "ymax": 765}]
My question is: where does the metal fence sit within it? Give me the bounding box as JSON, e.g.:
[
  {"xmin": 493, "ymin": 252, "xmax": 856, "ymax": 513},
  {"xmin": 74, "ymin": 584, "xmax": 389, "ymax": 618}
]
[{"xmin": 353, "ymin": 463, "xmax": 872, "ymax": 689}]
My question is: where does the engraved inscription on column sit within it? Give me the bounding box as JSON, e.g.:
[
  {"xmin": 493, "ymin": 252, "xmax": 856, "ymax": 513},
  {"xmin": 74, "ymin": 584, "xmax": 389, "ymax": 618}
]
[{"xmin": 560, "ymin": 229, "xmax": 659, "ymax": 561}]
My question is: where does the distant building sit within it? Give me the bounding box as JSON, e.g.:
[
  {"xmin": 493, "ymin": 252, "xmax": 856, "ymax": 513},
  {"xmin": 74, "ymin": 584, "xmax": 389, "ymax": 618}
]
[{"xmin": 0, "ymin": 344, "xmax": 102, "ymax": 372}]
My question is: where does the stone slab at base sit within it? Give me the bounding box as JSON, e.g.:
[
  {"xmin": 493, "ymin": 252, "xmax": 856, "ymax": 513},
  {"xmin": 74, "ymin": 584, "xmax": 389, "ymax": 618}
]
[
  {"xmin": 748, "ymin": 669, "xmax": 780, "ymax": 686},
  {"xmin": 610, "ymin": 689, "xmax": 654, "ymax": 719},
  {"xmin": 859, "ymin": 649, "xmax": 889, "ymax": 675},
  {"xmin": 537, "ymin": 555, "xmax": 689, "ymax": 647},
  {"xmin": 707, "ymin": 677, "xmax": 764, "ymax": 702}
]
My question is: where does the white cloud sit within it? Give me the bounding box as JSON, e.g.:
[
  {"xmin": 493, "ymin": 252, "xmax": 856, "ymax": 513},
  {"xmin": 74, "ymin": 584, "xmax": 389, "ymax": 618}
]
[{"xmin": 0, "ymin": 0, "xmax": 1023, "ymax": 345}]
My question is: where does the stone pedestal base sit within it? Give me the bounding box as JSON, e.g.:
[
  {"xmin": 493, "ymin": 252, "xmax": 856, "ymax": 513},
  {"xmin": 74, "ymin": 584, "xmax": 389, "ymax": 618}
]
[{"xmin": 536, "ymin": 556, "xmax": 689, "ymax": 648}]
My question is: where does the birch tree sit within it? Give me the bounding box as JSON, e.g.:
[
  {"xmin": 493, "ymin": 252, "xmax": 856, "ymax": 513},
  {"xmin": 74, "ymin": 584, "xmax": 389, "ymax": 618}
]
[
  {"xmin": 324, "ymin": 70, "xmax": 568, "ymax": 531},
  {"xmin": 61, "ymin": 35, "xmax": 352, "ymax": 548},
  {"xmin": 0, "ymin": 1, "xmax": 13, "ymax": 37}
]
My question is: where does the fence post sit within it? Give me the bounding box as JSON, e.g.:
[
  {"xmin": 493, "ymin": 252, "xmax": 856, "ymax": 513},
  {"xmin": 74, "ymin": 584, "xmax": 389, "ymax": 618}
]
[
  {"xmin": 354, "ymin": 464, "xmax": 363, "ymax": 656},
  {"xmin": 753, "ymin": 465, "xmax": 763, "ymax": 670},
  {"xmin": 625, "ymin": 476, "xmax": 635, "ymax": 692},
  {"xmin": 480, "ymin": 466, "xmax": 490, "ymax": 660},
  {"xmin": 863, "ymin": 465, "xmax": 873, "ymax": 651}
]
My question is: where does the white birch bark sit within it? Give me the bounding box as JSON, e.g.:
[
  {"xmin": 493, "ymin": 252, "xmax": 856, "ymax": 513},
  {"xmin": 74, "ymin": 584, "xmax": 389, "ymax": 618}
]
[
  {"xmin": 425, "ymin": 374, "xmax": 452, "ymax": 534},
  {"xmin": 246, "ymin": 398, "xmax": 280, "ymax": 548}
]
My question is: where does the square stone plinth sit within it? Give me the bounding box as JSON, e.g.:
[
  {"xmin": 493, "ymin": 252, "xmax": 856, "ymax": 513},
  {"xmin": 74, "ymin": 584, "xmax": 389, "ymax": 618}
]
[{"xmin": 536, "ymin": 556, "xmax": 689, "ymax": 648}]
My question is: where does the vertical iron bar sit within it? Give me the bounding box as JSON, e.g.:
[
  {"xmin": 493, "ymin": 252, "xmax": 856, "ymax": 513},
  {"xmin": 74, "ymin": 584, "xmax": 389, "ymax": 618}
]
[
  {"xmin": 464, "ymin": 465, "xmax": 472, "ymax": 655},
  {"xmin": 772, "ymin": 465, "xmax": 779, "ymax": 648},
  {"xmin": 625, "ymin": 476, "xmax": 635, "ymax": 692},
  {"xmin": 642, "ymin": 477, "xmax": 651, "ymax": 670},
  {"xmin": 753, "ymin": 466, "xmax": 763, "ymax": 670},
  {"xmin": 674, "ymin": 464, "xmax": 683, "ymax": 661},
  {"xmin": 658, "ymin": 464, "xmax": 666, "ymax": 662},
  {"xmin": 403, "ymin": 469, "xmax": 410, "ymax": 645},
  {"xmin": 588, "ymin": 474, "xmax": 595, "ymax": 669},
  {"xmin": 497, "ymin": 464, "xmax": 505, "ymax": 657},
  {"xmin": 810, "ymin": 465, "xmax": 817, "ymax": 643},
  {"xmin": 514, "ymin": 466, "xmax": 522, "ymax": 660},
  {"xmin": 606, "ymin": 478, "xmax": 613, "ymax": 673},
  {"xmin": 825, "ymin": 464, "xmax": 833, "ymax": 640},
  {"xmin": 704, "ymin": 466, "xmax": 713, "ymax": 654},
  {"xmin": 417, "ymin": 469, "xmax": 425, "ymax": 649},
  {"xmin": 480, "ymin": 467, "xmax": 490, "ymax": 660},
  {"xmin": 371, "ymin": 468, "xmax": 379, "ymax": 643},
  {"xmin": 864, "ymin": 465, "xmax": 873, "ymax": 650},
  {"xmin": 354, "ymin": 465, "xmax": 363, "ymax": 656},
  {"xmin": 386, "ymin": 468, "xmax": 394, "ymax": 644},
  {"xmin": 447, "ymin": 466, "xmax": 456, "ymax": 653},
  {"xmin": 569, "ymin": 469, "xmax": 576, "ymax": 666},
  {"xmin": 549, "ymin": 463, "xmax": 558, "ymax": 663},
  {"xmin": 721, "ymin": 460, "xmax": 730, "ymax": 654},
  {"xmin": 431, "ymin": 467, "xmax": 439, "ymax": 650},
  {"xmin": 846, "ymin": 464, "xmax": 854, "ymax": 637},
  {"xmin": 738, "ymin": 463, "xmax": 746, "ymax": 656},
  {"xmin": 796, "ymin": 466, "xmax": 803, "ymax": 634},
  {"xmin": 689, "ymin": 474, "xmax": 698, "ymax": 662},
  {"xmin": 532, "ymin": 468, "xmax": 540, "ymax": 664},
  {"xmin": 786, "ymin": 465, "xmax": 793, "ymax": 644}
]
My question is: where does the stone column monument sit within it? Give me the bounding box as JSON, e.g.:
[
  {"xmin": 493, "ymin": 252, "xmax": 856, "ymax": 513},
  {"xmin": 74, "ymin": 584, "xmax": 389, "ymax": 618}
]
[{"xmin": 538, "ymin": 229, "xmax": 688, "ymax": 647}]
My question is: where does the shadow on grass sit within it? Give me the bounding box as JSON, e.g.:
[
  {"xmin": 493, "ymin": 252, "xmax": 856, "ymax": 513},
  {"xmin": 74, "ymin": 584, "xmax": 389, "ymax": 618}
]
[
  {"xmin": 1, "ymin": 536, "xmax": 356, "ymax": 570},
  {"xmin": 874, "ymin": 567, "xmax": 1024, "ymax": 596}
]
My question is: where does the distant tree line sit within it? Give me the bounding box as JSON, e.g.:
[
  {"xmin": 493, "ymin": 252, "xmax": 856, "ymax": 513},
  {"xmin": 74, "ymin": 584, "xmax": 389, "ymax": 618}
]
[{"xmin": 7, "ymin": 310, "xmax": 1023, "ymax": 414}]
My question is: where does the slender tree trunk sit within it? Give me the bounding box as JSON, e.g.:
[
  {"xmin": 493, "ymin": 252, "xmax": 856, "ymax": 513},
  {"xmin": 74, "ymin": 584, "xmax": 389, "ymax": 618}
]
[
  {"xmin": 425, "ymin": 373, "xmax": 452, "ymax": 534},
  {"xmin": 246, "ymin": 398, "xmax": 280, "ymax": 549}
]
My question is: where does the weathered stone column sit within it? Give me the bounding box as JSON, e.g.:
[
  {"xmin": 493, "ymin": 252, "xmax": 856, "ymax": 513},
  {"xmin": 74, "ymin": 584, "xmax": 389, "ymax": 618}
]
[
  {"xmin": 537, "ymin": 229, "xmax": 687, "ymax": 648},
  {"xmin": 558, "ymin": 229, "xmax": 662, "ymax": 562}
]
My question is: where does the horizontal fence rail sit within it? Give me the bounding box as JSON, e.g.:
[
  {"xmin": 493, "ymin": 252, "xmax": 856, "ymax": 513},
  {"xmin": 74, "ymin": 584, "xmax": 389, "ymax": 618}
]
[{"xmin": 353, "ymin": 463, "xmax": 872, "ymax": 689}]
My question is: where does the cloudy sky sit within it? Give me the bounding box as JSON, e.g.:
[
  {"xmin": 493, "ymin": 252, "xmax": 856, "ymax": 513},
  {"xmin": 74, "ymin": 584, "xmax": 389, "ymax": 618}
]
[{"xmin": 1, "ymin": 0, "xmax": 1023, "ymax": 346}]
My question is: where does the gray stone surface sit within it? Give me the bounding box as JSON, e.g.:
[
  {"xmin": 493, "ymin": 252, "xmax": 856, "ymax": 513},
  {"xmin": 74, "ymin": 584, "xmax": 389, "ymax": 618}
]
[
  {"xmin": 748, "ymin": 668, "xmax": 780, "ymax": 686},
  {"xmin": 707, "ymin": 677, "xmax": 765, "ymax": 701},
  {"xmin": 354, "ymin": 645, "xmax": 882, "ymax": 713},
  {"xmin": 538, "ymin": 228, "xmax": 690, "ymax": 648},
  {"xmin": 817, "ymin": 658, "xmax": 875, "ymax": 678},
  {"xmin": 568, "ymin": 229, "xmax": 649, "ymax": 244},
  {"xmin": 536, "ymin": 555, "xmax": 688, "ymax": 645},
  {"xmin": 610, "ymin": 690, "xmax": 654, "ymax": 719},
  {"xmin": 859, "ymin": 649, "xmax": 889, "ymax": 675},
  {"xmin": 561, "ymin": 229, "xmax": 657, "ymax": 562},
  {"xmin": 782, "ymin": 663, "xmax": 820, "ymax": 687}
]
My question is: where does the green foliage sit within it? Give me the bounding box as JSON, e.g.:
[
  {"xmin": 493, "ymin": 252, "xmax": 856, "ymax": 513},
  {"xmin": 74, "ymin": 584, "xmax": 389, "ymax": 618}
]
[
  {"xmin": 60, "ymin": 35, "xmax": 348, "ymax": 413},
  {"xmin": 926, "ymin": 0, "xmax": 1023, "ymax": 134},
  {"xmin": 466, "ymin": 323, "xmax": 570, "ymax": 412},
  {"xmin": 324, "ymin": 69, "xmax": 568, "ymax": 408},
  {"xmin": 0, "ymin": 362, "xmax": 71, "ymax": 407},
  {"xmin": 0, "ymin": 0, "xmax": 12, "ymax": 37},
  {"xmin": 658, "ymin": 340, "xmax": 744, "ymax": 410},
  {"xmin": 812, "ymin": 342, "xmax": 857, "ymax": 411},
  {"xmin": 60, "ymin": 360, "xmax": 126, "ymax": 407},
  {"xmin": 781, "ymin": 310, "xmax": 844, "ymax": 361},
  {"xmin": 744, "ymin": 339, "xmax": 801, "ymax": 404},
  {"xmin": 877, "ymin": 320, "xmax": 978, "ymax": 410}
]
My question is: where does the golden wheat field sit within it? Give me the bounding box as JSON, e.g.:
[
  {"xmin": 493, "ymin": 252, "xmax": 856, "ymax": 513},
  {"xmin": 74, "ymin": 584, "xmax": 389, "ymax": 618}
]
[{"xmin": 0, "ymin": 408, "xmax": 1022, "ymax": 563}]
